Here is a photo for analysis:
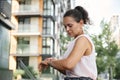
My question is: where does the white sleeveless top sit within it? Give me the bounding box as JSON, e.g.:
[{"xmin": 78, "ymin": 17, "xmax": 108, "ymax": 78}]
[{"xmin": 62, "ymin": 34, "xmax": 97, "ymax": 80}]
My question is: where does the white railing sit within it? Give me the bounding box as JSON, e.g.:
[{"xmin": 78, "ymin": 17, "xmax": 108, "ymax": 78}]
[
  {"xmin": 15, "ymin": 5, "xmax": 40, "ymax": 13},
  {"xmin": 19, "ymin": 5, "xmax": 39, "ymax": 12},
  {"xmin": 18, "ymin": 24, "xmax": 39, "ymax": 33},
  {"xmin": 17, "ymin": 44, "xmax": 30, "ymax": 54},
  {"xmin": 17, "ymin": 44, "xmax": 39, "ymax": 55}
]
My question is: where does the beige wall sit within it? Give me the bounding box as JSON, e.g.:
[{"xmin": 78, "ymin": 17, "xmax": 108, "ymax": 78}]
[
  {"xmin": 11, "ymin": 0, "xmax": 19, "ymax": 13},
  {"xmin": 30, "ymin": 36, "xmax": 38, "ymax": 54},
  {"xmin": 31, "ymin": 18, "xmax": 39, "ymax": 32},
  {"xmin": 29, "ymin": 57, "xmax": 38, "ymax": 71},
  {"xmin": 9, "ymin": 56, "xmax": 16, "ymax": 71}
]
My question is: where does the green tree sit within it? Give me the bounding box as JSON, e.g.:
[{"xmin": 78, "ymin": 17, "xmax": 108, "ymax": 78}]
[
  {"xmin": 91, "ymin": 20, "xmax": 120, "ymax": 79},
  {"xmin": 60, "ymin": 32, "xmax": 73, "ymax": 54},
  {"xmin": 114, "ymin": 54, "xmax": 120, "ymax": 79}
]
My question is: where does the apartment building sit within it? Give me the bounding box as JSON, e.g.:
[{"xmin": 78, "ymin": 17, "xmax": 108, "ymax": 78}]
[
  {"xmin": 109, "ymin": 15, "xmax": 120, "ymax": 47},
  {"xmin": 10, "ymin": 0, "xmax": 57, "ymax": 79},
  {"xmin": 10, "ymin": 0, "xmax": 74, "ymax": 79}
]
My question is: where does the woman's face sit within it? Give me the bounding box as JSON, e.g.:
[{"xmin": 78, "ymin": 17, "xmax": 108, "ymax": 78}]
[{"xmin": 63, "ymin": 16, "xmax": 84, "ymax": 38}]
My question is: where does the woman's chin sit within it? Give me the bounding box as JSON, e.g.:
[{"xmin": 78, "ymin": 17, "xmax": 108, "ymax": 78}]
[{"xmin": 68, "ymin": 35, "xmax": 74, "ymax": 37}]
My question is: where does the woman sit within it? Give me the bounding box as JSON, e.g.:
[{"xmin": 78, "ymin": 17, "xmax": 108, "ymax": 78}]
[{"xmin": 38, "ymin": 6, "xmax": 97, "ymax": 80}]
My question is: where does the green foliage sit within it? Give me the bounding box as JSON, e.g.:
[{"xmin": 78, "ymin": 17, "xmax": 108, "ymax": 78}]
[
  {"xmin": 114, "ymin": 57, "xmax": 120, "ymax": 79},
  {"xmin": 60, "ymin": 32, "xmax": 73, "ymax": 54},
  {"xmin": 91, "ymin": 20, "xmax": 120, "ymax": 79},
  {"xmin": 13, "ymin": 69, "xmax": 25, "ymax": 79},
  {"xmin": 22, "ymin": 66, "xmax": 39, "ymax": 79}
]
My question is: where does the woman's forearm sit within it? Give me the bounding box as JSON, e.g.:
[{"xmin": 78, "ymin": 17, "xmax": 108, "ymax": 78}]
[
  {"xmin": 48, "ymin": 59, "xmax": 67, "ymax": 75},
  {"xmin": 48, "ymin": 58, "xmax": 72, "ymax": 71}
]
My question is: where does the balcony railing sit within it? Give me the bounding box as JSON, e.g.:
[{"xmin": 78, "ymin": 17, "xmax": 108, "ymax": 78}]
[
  {"xmin": 18, "ymin": 5, "xmax": 40, "ymax": 13},
  {"xmin": 16, "ymin": 44, "xmax": 40, "ymax": 56},
  {"xmin": 17, "ymin": 44, "xmax": 30, "ymax": 54},
  {"xmin": 13, "ymin": 4, "xmax": 42, "ymax": 16},
  {"xmin": 18, "ymin": 24, "xmax": 39, "ymax": 33}
]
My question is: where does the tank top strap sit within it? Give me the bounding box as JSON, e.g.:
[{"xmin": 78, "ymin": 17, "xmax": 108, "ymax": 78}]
[
  {"xmin": 74, "ymin": 34, "xmax": 95, "ymax": 53},
  {"xmin": 74, "ymin": 34, "xmax": 86, "ymax": 40}
]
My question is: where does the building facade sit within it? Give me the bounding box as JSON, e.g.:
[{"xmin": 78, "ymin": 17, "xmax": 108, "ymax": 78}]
[
  {"xmin": 109, "ymin": 15, "xmax": 120, "ymax": 47},
  {"xmin": 10, "ymin": 0, "xmax": 74, "ymax": 79}
]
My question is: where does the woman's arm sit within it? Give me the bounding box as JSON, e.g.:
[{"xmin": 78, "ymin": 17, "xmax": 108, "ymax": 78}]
[
  {"xmin": 40, "ymin": 58, "xmax": 66, "ymax": 75},
  {"xmin": 48, "ymin": 36, "xmax": 90, "ymax": 71}
]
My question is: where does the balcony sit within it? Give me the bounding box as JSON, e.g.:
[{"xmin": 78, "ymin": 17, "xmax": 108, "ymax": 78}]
[
  {"xmin": 11, "ymin": 44, "xmax": 40, "ymax": 56},
  {"xmin": 13, "ymin": 5, "xmax": 42, "ymax": 17},
  {"xmin": 12, "ymin": 24, "xmax": 41, "ymax": 36},
  {"xmin": 17, "ymin": 44, "xmax": 30, "ymax": 54}
]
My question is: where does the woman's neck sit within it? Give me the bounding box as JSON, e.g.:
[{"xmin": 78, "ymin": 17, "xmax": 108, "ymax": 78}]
[{"xmin": 74, "ymin": 33, "xmax": 84, "ymax": 38}]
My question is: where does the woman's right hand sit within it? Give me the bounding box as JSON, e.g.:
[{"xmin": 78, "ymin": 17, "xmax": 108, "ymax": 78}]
[
  {"xmin": 38, "ymin": 61, "xmax": 48, "ymax": 72},
  {"xmin": 38, "ymin": 57, "xmax": 56, "ymax": 72}
]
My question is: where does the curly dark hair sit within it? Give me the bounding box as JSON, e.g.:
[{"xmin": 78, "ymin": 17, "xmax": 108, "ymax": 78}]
[{"xmin": 64, "ymin": 6, "xmax": 90, "ymax": 24}]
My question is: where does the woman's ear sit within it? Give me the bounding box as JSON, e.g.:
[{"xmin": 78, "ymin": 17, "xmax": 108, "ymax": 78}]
[{"xmin": 79, "ymin": 19, "xmax": 84, "ymax": 25}]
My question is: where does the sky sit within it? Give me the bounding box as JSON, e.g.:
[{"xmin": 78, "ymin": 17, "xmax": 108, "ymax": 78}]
[{"xmin": 75, "ymin": 0, "xmax": 120, "ymax": 34}]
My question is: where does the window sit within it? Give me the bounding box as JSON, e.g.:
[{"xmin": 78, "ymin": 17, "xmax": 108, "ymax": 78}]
[
  {"xmin": 17, "ymin": 37, "xmax": 29, "ymax": 44},
  {"xmin": 16, "ymin": 56, "xmax": 29, "ymax": 69},
  {"xmin": 43, "ymin": 0, "xmax": 54, "ymax": 16},
  {"xmin": 19, "ymin": 0, "xmax": 31, "ymax": 11},
  {"xmin": 18, "ymin": 17, "xmax": 30, "ymax": 32},
  {"xmin": 18, "ymin": 17, "xmax": 30, "ymax": 24},
  {"xmin": 43, "ymin": 18, "xmax": 53, "ymax": 35},
  {"xmin": 42, "ymin": 38, "xmax": 50, "ymax": 54},
  {"xmin": 19, "ymin": 0, "xmax": 31, "ymax": 5},
  {"xmin": 42, "ymin": 37, "xmax": 53, "ymax": 74},
  {"xmin": 42, "ymin": 38, "xmax": 54, "ymax": 55},
  {"xmin": 17, "ymin": 37, "xmax": 30, "ymax": 54}
]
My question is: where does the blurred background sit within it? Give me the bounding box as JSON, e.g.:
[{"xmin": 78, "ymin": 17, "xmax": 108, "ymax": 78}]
[{"xmin": 0, "ymin": 0, "xmax": 120, "ymax": 80}]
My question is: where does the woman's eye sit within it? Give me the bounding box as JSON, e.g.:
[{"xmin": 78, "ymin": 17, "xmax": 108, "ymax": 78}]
[
  {"xmin": 68, "ymin": 25, "xmax": 72, "ymax": 27},
  {"xmin": 68, "ymin": 24, "xmax": 72, "ymax": 27},
  {"xmin": 64, "ymin": 24, "xmax": 73, "ymax": 29}
]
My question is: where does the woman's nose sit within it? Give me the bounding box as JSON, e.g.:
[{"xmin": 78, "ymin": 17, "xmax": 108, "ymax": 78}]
[{"xmin": 66, "ymin": 26, "xmax": 70, "ymax": 31}]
